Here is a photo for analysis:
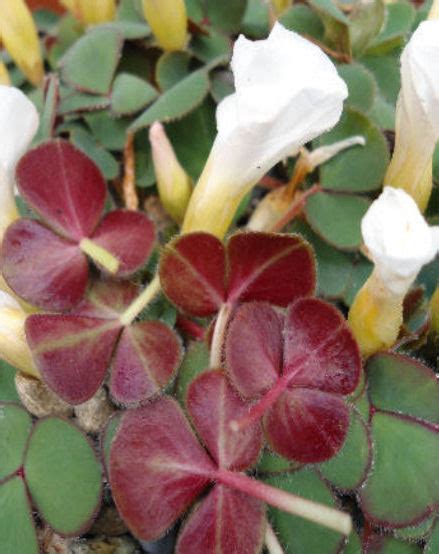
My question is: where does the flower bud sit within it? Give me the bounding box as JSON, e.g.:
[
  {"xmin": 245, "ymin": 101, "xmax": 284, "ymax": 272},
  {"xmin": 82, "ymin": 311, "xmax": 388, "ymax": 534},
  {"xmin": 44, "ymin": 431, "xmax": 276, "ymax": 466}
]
[
  {"xmin": 0, "ymin": 292, "xmax": 39, "ymax": 377},
  {"xmin": 271, "ymin": 0, "xmax": 291, "ymax": 16},
  {"xmin": 348, "ymin": 187, "xmax": 439, "ymax": 356},
  {"xmin": 181, "ymin": 23, "xmax": 347, "ymax": 238},
  {"xmin": 142, "ymin": 0, "xmax": 188, "ymax": 51},
  {"xmin": 384, "ymin": 21, "xmax": 439, "ymax": 211},
  {"xmin": 0, "ymin": 0, "xmax": 44, "ymax": 86},
  {"xmin": 149, "ymin": 122, "xmax": 192, "ymax": 225},
  {"xmin": 60, "ymin": 0, "xmax": 116, "ymax": 25}
]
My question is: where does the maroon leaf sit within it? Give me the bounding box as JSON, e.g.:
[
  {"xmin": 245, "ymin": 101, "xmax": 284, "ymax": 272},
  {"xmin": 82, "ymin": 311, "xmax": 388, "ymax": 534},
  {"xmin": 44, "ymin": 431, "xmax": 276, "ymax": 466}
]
[
  {"xmin": 159, "ymin": 231, "xmax": 316, "ymax": 317},
  {"xmin": 225, "ymin": 302, "xmax": 283, "ymax": 399},
  {"xmin": 226, "ymin": 232, "xmax": 315, "ymax": 305},
  {"xmin": 110, "ymin": 397, "xmax": 215, "ymax": 541},
  {"xmin": 73, "ymin": 279, "xmax": 139, "ymax": 318},
  {"xmin": 264, "ymin": 388, "xmax": 350, "ymax": 462},
  {"xmin": 159, "ymin": 233, "xmax": 226, "ymax": 317},
  {"xmin": 92, "ymin": 210, "xmax": 155, "ymax": 277},
  {"xmin": 187, "ymin": 371, "xmax": 263, "ymax": 471},
  {"xmin": 1, "ymin": 219, "xmax": 88, "ymax": 310},
  {"xmin": 226, "ymin": 299, "xmax": 361, "ymax": 463},
  {"xmin": 110, "ymin": 320, "xmax": 183, "ymax": 406},
  {"xmin": 176, "ymin": 485, "xmax": 265, "ymax": 554},
  {"xmin": 16, "ymin": 140, "xmax": 106, "ymax": 241},
  {"xmin": 26, "ymin": 314, "xmax": 121, "ymax": 404}
]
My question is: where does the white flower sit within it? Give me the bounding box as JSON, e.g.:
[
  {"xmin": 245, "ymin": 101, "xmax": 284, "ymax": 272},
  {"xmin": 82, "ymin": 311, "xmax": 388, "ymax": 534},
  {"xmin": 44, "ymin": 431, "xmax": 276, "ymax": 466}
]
[
  {"xmin": 182, "ymin": 23, "xmax": 347, "ymax": 238},
  {"xmin": 385, "ymin": 20, "xmax": 439, "ymax": 210},
  {"xmin": 0, "ymin": 85, "xmax": 39, "ymax": 236},
  {"xmin": 362, "ymin": 187, "xmax": 439, "ymax": 295}
]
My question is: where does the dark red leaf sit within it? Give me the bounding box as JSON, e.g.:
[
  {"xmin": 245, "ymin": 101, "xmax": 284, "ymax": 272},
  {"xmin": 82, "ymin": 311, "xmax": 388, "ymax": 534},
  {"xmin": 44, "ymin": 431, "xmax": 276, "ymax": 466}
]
[
  {"xmin": 264, "ymin": 388, "xmax": 350, "ymax": 463},
  {"xmin": 227, "ymin": 232, "xmax": 315, "ymax": 306},
  {"xmin": 26, "ymin": 314, "xmax": 121, "ymax": 404},
  {"xmin": 226, "ymin": 300, "xmax": 361, "ymax": 463},
  {"xmin": 92, "ymin": 210, "xmax": 155, "ymax": 277},
  {"xmin": 226, "ymin": 302, "xmax": 283, "ymax": 399},
  {"xmin": 159, "ymin": 233, "xmax": 226, "ymax": 317},
  {"xmin": 16, "ymin": 140, "xmax": 106, "ymax": 241},
  {"xmin": 187, "ymin": 371, "xmax": 263, "ymax": 471},
  {"xmin": 73, "ymin": 280, "xmax": 139, "ymax": 319},
  {"xmin": 176, "ymin": 485, "xmax": 265, "ymax": 554},
  {"xmin": 110, "ymin": 397, "xmax": 215, "ymax": 541},
  {"xmin": 1, "ymin": 219, "xmax": 88, "ymax": 311},
  {"xmin": 110, "ymin": 321, "xmax": 182, "ymax": 406}
]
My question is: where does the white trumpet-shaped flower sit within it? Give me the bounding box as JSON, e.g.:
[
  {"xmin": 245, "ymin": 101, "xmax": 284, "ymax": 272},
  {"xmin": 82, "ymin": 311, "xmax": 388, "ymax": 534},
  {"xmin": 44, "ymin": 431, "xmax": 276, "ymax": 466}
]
[
  {"xmin": 349, "ymin": 187, "xmax": 439, "ymax": 357},
  {"xmin": 0, "ymin": 85, "xmax": 39, "ymax": 238},
  {"xmin": 384, "ymin": 21, "xmax": 439, "ymax": 211},
  {"xmin": 181, "ymin": 23, "xmax": 348, "ymax": 238},
  {"xmin": 0, "ymin": 290, "xmax": 39, "ymax": 377}
]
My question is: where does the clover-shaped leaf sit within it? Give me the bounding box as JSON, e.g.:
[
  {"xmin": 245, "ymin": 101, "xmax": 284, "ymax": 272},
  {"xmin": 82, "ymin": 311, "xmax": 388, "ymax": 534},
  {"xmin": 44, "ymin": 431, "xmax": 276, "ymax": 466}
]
[
  {"xmin": 2, "ymin": 140, "xmax": 155, "ymax": 310},
  {"xmin": 159, "ymin": 231, "xmax": 316, "ymax": 317},
  {"xmin": 225, "ymin": 299, "xmax": 362, "ymax": 463},
  {"xmin": 26, "ymin": 280, "xmax": 182, "ymax": 405},
  {"xmin": 110, "ymin": 370, "xmax": 350, "ymax": 553}
]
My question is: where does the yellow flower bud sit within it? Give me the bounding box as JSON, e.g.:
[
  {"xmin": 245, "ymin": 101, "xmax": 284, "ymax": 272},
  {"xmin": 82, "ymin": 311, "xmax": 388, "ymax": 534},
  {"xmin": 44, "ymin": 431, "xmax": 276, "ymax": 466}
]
[
  {"xmin": 0, "ymin": 0, "xmax": 44, "ymax": 86},
  {"xmin": 431, "ymin": 285, "xmax": 439, "ymax": 334},
  {"xmin": 0, "ymin": 60, "xmax": 10, "ymax": 86},
  {"xmin": 60, "ymin": 0, "xmax": 116, "ymax": 25},
  {"xmin": 142, "ymin": 0, "xmax": 188, "ymax": 51},
  {"xmin": 271, "ymin": 0, "xmax": 291, "ymax": 16},
  {"xmin": 149, "ymin": 122, "xmax": 192, "ymax": 225},
  {"xmin": 348, "ymin": 271, "xmax": 403, "ymax": 357},
  {"xmin": 0, "ymin": 293, "xmax": 39, "ymax": 377}
]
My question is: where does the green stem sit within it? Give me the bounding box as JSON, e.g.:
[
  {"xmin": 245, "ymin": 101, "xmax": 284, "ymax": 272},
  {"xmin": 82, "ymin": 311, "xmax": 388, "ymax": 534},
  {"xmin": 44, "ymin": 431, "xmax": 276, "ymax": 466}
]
[
  {"xmin": 119, "ymin": 275, "xmax": 161, "ymax": 326},
  {"xmin": 79, "ymin": 238, "xmax": 119, "ymax": 274}
]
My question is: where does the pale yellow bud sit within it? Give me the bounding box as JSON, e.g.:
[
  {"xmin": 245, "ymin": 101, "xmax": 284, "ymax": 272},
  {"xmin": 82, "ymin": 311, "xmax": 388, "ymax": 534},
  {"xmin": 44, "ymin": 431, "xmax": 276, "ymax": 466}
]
[
  {"xmin": 0, "ymin": 294, "xmax": 39, "ymax": 377},
  {"xmin": 271, "ymin": 0, "xmax": 291, "ymax": 16},
  {"xmin": 0, "ymin": 0, "xmax": 44, "ymax": 86},
  {"xmin": 0, "ymin": 60, "xmax": 10, "ymax": 86},
  {"xmin": 142, "ymin": 0, "xmax": 188, "ymax": 51},
  {"xmin": 149, "ymin": 122, "xmax": 192, "ymax": 224},
  {"xmin": 428, "ymin": 0, "xmax": 439, "ymax": 20},
  {"xmin": 60, "ymin": 0, "xmax": 116, "ymax": 24},
  {"xmin": 431, "ymin": 285, "xmax": 439, "ymax": 334},
  {"xmin": 348, "ymin": 271, "xmax": 403, "ymax": 358},
  {"xmin": 247, "ymin": 186, "xmax": 291, "ymax": 232}
]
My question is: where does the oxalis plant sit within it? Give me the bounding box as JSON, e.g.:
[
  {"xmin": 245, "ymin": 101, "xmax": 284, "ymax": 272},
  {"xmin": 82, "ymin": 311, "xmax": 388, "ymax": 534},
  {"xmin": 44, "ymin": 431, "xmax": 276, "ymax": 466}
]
[{"xmin": 1, "ymin": 0, "xmax": 439, "ymax": 553}]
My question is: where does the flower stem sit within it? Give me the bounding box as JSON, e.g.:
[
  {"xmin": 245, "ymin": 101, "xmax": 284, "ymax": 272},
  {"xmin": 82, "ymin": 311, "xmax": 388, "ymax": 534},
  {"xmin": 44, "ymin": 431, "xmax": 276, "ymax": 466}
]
[
  {"xmin": 119, "ymin": 274, "xmax": 161, "ymax": 326},
  {"xmin": 215, "ymin": 469, "xmax": 352, "ymax": 536},
  {"xmin": 210, "ymin": 302, "xmax": 232, "ymax": 368},
  {"xmin": 79, "ymin": 238, "xmax": 119, "ymax": 274},
  {"xmin": 269, "ymin": 184, "xmax": 321, "ymax": 233},
  {"xmin": 265, "ymin": 523, "xmax": 284, "ymax": 554}
]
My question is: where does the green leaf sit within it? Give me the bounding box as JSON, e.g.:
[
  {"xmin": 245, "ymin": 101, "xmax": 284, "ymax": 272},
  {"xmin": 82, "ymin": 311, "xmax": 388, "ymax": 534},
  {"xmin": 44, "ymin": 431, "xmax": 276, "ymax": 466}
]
[
  {"xmin": 24, "ymin": 418, "xmax": 102, "ymax": 535},
  {"xmin": 70, "ymin": 128, "xmax": 119, "ymax": 179},
  {"xmin": 205, "ymin": 0, "xmax": 247, "ymax": 33},
  {"xmin": 189, "ymin": 30, "xmax": 231, "ymax": 65},
  {"xmin": 394, "ymin": 515, "xmax": 436, "ymax": 541},
  {"xmin": 101, "ymin": 413, "xmax": 122, "ymax": 472},
  {"xmin": 166, "ymin": 98, "xmax": 216, "ymax": 180},
  {"xmin": 85, "ymin": 111, "xmax": 129, "ymax": 151},
  {"xmin": 176, "ymin": 341, "xmax": 209, "ymax": 406},
  {"xmin": 266, "ymin": 470, "xmax": 344, "ymax": 554},
  {"xmin": 0, "ymin": 404, "xmax": 32, "ymax": 481},
  {"xmin": 130, "ymin": 69, "xmax": 210, "ymax": 132},
  {"xmin": 342, "ymin": 256, "xmax": 373, "ymax": 306},
  {"xmin": 257, "ymin": 449, "xmax": 301, "ymax": 474},
  {"xmin": 289, "ymin": 220, "xmax": 353, "ymax": 299},
  {"xmin": 360, "ymin": 412, "xmax": 439, "ymax": 527},
  {"xmin": 210, "ymin": 70, "xmax": 234, "ymax": 103},
  {"xmin": 60, "ymin": 27, "xmax": 123, "ymax": 95},
  {"xmin": 134, "ymin": 131, "xmax": 155, "ymax": 187},
  {"xmin": 305, "ymin": 191, "xmax": 371, "ymax": 250},
  {"xmin": 308, "ymin": 0, "xmax": 351, "ymax": 55},
  {"xmin": 367, "ymin": 94, "xmax": 395, "ymax": 130},
  {"xmin": 367, "ymin": 353, "xmax": 439, "ymax": 424},
  {"xmin": 319, "ymin": 410, "xmax": 371, "ymax": 490},
  {"xmin": 58, "ymin": 90, "xmax": 110, "ymax": 115},
  {"xmin": 350, "ymin": 0, "xmax": 385, "ymax": 57},
  {"xmin": 0, "ymin": 361, "xmax": 19, "ymax": 403},
  {"xmin": 317, "ymin": 109, "xmax": 389, "ymax": 192},
  {"xmin": 103, "ymin": 20, "xmax": 150, "ymax": 39},
  {"xmin": 366, "ymin": 1, "xmax": 415, "ymax": 55},
  {"xmin": 425, "ymin": 520, "xmax": 439, "ymax": 554},
  {"xmin": 279, "ymin": 5, "xmax": 325, "ymax": 41},
  {"xmin": 371, "ymin": 537, "xmax": 423, "ymax": 554},
  {"xmin": 241, "ymin": 0, "xmax": 269, "ymax": 38},
  {"xmin": 360, "ymin": 51, "xmax": 401, "ymax": 106},
  {"xmin": 111, "ymin": 73, "xmax": 158, "ymax": 115},
  {"xmin": 34, "ymin": 75, "xmax": 58, "ymax": 143},
  {"xmin": 344, "ymin": 532, "xmax": 362, "ymax": 554},
  {"xmin": 0, "ymin": 478, "xmax": 38, "ymax": 554},
  {"xmin": 337, "ymin": 63, "xmax": 376, "ymax": 113},
  {"xmin": 156, "ymin": 52, "xmax": 191, "ymax": 91}
]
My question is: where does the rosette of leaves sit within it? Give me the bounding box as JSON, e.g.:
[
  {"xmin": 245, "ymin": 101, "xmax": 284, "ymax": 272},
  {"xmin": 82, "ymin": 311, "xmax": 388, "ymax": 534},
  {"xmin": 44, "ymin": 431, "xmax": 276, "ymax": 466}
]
[
  {"xmin": 1, "ymin": 139, "xmax": 154, "ymax": 310},
  {"xmin": 25, "ymin": 279, "xmax": 182, "ymax": 405},
  {"xmin": 0, "ymin": 402, "xmax": 102, "ymax": 554}
]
